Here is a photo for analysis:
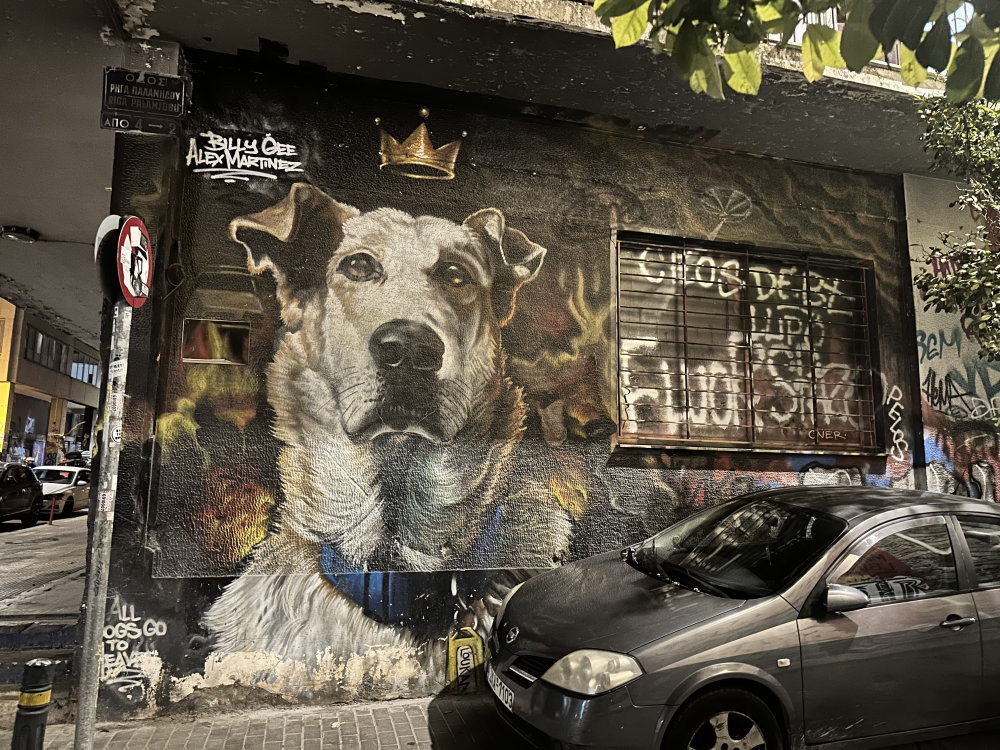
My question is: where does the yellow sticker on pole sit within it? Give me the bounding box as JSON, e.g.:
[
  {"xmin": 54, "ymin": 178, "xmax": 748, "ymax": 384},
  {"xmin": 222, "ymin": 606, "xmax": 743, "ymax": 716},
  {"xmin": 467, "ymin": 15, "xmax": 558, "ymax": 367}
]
[{"xmin": 18, "ymin": 690, "xmax": 51, "ymax": 707}]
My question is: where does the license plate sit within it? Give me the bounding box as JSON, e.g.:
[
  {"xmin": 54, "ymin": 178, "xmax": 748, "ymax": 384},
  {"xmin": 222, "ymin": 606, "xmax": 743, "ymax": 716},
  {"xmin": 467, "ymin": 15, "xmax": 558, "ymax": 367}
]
[{"xmin": 486, "ymin": 662, "xmax": 514, "ymax": 711}]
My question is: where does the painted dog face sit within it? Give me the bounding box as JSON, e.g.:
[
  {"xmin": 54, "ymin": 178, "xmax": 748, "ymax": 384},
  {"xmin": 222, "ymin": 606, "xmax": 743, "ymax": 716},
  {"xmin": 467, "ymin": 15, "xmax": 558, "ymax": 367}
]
[{"xmin": 231, "ymin": 183, "xmax": 545, "ymax": 444}]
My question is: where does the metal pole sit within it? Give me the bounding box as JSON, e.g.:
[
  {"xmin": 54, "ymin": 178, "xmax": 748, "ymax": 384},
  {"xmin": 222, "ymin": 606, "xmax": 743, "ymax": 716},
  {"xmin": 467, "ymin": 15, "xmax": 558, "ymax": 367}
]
[{"xmin": 73, "ymin": 302, "xmax": 132, "ymax": 749}]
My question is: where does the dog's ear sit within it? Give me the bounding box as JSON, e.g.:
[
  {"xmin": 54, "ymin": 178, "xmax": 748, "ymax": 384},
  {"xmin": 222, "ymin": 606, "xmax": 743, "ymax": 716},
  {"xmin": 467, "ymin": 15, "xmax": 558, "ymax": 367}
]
[
  {"xmin": 464, "ymin": 208, "xmax": 546, "ymax": 326},
  {"xmin": 230, "ymin": 183, "xmax": 359, "ymax": 325}
]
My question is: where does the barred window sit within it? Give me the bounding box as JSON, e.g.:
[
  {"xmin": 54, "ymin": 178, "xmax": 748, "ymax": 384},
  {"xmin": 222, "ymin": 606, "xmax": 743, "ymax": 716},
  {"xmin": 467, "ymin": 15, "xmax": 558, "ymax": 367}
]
[{"xmin": 617, "ymin": 234, "xmax": 880, "ymax": 453}]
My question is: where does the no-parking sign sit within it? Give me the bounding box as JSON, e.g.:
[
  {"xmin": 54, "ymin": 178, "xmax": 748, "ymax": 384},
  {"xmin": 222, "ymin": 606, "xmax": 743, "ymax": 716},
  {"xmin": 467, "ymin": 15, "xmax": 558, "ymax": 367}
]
[{"xmin": 116, "ymin": 216, "xmax": 152, "ymax": 307}]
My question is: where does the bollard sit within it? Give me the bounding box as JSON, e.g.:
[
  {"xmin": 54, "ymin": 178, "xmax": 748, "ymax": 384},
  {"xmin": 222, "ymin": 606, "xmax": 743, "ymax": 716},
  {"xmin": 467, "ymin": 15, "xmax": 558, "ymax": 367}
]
[{"xmin": 11, "ymin": 658, "xmax": 54, "ymax": 750}]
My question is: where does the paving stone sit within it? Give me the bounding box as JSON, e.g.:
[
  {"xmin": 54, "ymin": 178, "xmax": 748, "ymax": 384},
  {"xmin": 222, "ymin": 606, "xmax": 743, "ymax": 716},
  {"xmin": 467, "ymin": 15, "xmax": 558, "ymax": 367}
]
[{"xmin": 15, "ymin": 693, "xmax": 995, "ymax": 750}]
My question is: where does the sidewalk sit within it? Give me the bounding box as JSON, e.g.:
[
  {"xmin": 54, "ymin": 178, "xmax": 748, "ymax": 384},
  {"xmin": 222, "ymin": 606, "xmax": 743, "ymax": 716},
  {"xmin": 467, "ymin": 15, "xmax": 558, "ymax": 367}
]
[
  {"xmin": 4, "ymin": 693, "xmax": 996, "ymax": 749},
  {"xmin": 1, "ymin": 694, "xmax": 526, "ymax": 749}
]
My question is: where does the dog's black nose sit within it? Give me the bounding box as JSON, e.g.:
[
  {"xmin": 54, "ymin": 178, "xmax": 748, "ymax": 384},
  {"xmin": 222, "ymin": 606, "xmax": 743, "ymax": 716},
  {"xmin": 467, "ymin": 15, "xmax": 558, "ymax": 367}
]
[{"xmin": 369, "ymin": 320, "xmax": 444, "ymax": 374}]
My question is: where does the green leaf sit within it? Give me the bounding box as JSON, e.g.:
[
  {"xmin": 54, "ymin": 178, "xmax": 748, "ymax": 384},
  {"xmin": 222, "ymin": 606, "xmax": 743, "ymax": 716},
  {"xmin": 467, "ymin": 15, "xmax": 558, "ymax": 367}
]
[
  {"xmin": 948, "ymin": 36, "xmax": 986, "ymax": 102},
  {"xmin": 802, "ymin": 24, "xmax": 847, "ymax": 82},
  {"xmin": 611, "ymin": 1, "xmax": 651, "ymax": 48},
  {"xmin": 723, "ymin": 39, "xmax": 762, "ymax": 94},
  {"xmin": 757, "ymin": 0, "xmax": 800, "ymax": 43},
  {"xmin": 678, "ymin": 21, "xmax": 724, "ymax": 99},
  {"xmin": 929, "ymin": 0, "xmax": 966, "ymax": 22},
  {"xmin": 593, "ymin": 0, "xmax": 647, "ymax": 21},
  {"xmin": 673, "ymin": 19, "xmax": 700, "ymax": 75},
  {"xmin": 868, "ymin": 0, "xmax": 901, "ymax": 51},
  {"xmin": 755, "ymin": 2, "xmax": 786, "ymax": 23},
  {"xmin": 917, "ymin": 14, "xmax": 954, "ymax": 71},
  {"xmin": 965, "ymin": 15, "xmax": 1000, "ymax": 41},
  {"xmin": 900, "ymin": 0, "xmax": 936, "ymax": 50},
  {"xmin": 984, "ymin": 45, "xmax": 1000, "ymax": 97},
  {"xmin": 689, "ymin": 50, "xmax": 725, "ymax": 99},
  {"xmin": 900, "ymin": 44, "xmax": 929, "ymax": 87},
  {"xmin": 841, "ymin": 0, "xmax": 880, "ymax": 72}
]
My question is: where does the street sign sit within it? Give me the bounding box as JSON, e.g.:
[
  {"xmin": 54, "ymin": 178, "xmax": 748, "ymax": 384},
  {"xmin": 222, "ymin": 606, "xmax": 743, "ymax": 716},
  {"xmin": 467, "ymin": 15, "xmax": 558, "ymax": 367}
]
[
  {"xmin": 116, "ymin": 217, "xmax": 152, "ymax": 308},
  {"xmin": 101, "ymin": 67, "xmax": 185, "ymax": 135}
]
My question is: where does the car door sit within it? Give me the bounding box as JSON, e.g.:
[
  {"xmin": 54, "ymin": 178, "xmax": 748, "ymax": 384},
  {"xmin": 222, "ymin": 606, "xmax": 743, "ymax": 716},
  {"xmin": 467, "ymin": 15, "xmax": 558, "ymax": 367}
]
[
  {"xmin": 75, "ymin": 470, "xmax": 91, "ymax": 509},
  {"xmin": 953, "ymin": 514, "xmax": 1000, "ymax": 720},
  {"xmin": 0, "ymin": 468, "xmax": 22, "ymax": 517},
  {"xmin": 798, "ymin": 515, "xmax": 981, "ymax": 743}
]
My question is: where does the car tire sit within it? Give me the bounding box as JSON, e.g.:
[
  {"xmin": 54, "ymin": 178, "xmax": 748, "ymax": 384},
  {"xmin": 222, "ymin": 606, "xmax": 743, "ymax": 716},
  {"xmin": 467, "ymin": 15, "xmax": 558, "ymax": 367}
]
[
  {"xmin": 21, "ymin": 498, "xmax": 42, "ymax": 528},
  {"xmin": 62, "ymin": 499, "xmax": 74, "ymax": 516},
  {"xmin": 664, "ymin": 688, "xmax": 783, "ymax": 750}
]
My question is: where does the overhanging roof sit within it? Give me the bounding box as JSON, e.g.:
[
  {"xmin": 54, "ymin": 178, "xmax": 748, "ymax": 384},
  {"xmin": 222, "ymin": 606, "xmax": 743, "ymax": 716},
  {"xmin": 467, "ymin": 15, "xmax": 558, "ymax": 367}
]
[{"xmin": 1, "ymin": 0, "xmax": 938, "ymax": 346}]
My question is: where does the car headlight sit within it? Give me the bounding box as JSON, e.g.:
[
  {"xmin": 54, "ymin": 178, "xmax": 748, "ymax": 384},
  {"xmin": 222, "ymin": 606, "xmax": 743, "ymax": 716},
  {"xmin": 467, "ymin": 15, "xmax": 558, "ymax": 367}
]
[
  {"xmin": 494, "ymin": 582, "xmax": 524, "ymax": 629},
  {"xmin": 541, "ymin": 649, "xmax": 642, "ymax": 696}
]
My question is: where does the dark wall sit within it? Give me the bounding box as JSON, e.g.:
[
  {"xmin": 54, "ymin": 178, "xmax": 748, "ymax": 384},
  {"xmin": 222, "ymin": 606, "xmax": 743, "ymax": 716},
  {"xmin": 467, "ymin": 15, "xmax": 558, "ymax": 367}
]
[{"xmin": 97, "ymin": 52, "xmax": 914, "ymax": 715}]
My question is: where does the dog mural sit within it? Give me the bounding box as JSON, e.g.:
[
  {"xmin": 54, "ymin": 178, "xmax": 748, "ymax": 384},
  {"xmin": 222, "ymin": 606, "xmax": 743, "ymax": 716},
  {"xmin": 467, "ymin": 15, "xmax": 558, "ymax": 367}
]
[{"xmin": 202, "ymin": 183, "xmax": 572, "ymax": 681}]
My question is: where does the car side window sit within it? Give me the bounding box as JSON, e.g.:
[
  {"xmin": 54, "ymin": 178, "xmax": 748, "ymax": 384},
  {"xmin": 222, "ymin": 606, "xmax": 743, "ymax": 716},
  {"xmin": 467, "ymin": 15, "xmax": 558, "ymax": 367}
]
[
  {"xmin": 957, "ymin": 516, "xmax": 1000, "ymax": 590},
  {"xmin": 79, "ymin": 471, "xmax": 90, "ymax": 483},
  {"xmin": 2, "ymin": 470, "xmax": 14, "ymax": 485},
  {"xmin": 834, "ymin": 521, "xmax": 958, "ymax": 606}
]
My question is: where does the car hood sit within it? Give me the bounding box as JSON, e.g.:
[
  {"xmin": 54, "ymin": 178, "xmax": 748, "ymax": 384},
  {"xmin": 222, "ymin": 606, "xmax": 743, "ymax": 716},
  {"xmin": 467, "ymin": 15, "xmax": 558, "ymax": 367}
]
[
  {"xmin": 40, "ymin": 482, "xmax": 70, "ymax": 495},
  {"xmin": 501, "ymin": 550, "xmax": 746, "ymax": 656}
]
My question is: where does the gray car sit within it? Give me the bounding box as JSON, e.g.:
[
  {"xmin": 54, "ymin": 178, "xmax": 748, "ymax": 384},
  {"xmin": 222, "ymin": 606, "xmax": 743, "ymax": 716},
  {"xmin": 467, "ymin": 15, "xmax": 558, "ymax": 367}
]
[{"xmin": 486, "ymin": 486, "xmax": 1000, "ymax": 749}]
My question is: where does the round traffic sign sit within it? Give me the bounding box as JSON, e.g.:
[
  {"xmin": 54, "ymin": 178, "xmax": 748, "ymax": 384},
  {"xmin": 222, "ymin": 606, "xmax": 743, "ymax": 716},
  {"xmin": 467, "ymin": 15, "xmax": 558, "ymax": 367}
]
[{"xmin": 116, "ymin": 216, "xmax": 152, "ymax": 308}]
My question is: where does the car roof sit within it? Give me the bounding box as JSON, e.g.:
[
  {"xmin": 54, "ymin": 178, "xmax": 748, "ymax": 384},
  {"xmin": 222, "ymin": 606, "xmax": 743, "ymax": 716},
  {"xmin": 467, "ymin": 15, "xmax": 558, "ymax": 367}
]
[
  {"xmin": 753, "ymin": 485, "xmax": 999, "ymax": 523},
  {"xmin": 34, "ymin": 465, "xmax": 80, "ymax": 471}
]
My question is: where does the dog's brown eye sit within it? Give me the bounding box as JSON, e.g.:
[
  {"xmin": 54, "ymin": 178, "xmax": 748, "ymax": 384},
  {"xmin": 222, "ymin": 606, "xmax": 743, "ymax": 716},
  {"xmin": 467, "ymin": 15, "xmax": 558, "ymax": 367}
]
[
  {"xmin": 337, "ymin": 253, "xmax": 384, "ymax": 282},
  {"xmin": 432, "ymin": 263, "xmax": 473, "ymax": 288}
]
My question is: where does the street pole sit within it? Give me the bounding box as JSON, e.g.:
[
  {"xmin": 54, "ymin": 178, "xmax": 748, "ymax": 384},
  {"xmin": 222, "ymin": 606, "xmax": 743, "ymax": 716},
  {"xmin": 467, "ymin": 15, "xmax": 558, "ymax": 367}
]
[{"xmin": 73, "ymin": 301, "xmax": 131, "ymax": 749}]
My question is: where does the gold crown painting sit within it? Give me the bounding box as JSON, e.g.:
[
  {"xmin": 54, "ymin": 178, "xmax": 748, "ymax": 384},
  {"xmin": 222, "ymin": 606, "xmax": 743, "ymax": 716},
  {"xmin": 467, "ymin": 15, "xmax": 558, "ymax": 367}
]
[{"xmin": 378, "ymin": 121, "xmax": 461, "ymax": 181}]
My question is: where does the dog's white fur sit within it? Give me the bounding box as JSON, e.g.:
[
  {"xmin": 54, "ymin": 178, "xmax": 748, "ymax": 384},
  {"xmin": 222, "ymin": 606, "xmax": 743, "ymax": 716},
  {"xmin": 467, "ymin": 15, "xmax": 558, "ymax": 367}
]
[{"xmin": 203, "ymin": 184, "xmax": 570, "ymax": 677}]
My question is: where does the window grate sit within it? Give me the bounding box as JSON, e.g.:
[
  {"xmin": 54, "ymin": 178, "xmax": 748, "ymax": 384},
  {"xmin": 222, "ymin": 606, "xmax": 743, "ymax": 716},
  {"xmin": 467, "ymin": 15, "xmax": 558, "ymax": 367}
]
[{"xmin": 617, "ymin": 235, "xmax": 880, "ymax": 453}]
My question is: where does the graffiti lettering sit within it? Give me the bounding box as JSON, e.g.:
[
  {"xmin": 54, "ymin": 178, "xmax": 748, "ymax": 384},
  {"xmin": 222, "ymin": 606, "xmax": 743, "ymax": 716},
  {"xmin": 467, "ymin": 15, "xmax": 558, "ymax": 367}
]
[
  {"xmin": 186, "ymin": 130, "xmax": 304, "ymax": 182},
  {"xmin": 928, "ymin": 256, "xmax": 962, "ymax": 279},
  {"xmin": 922, "ymin": 361, "xmax": 1000, "ymax": 419},
  {"xmin": 916, "ymin": 328, "xmax": 963, "ymax": 362},
  {"xmin": 101, "ymin": 595, "xmax": 166, "ymax": 696},
  {"xmin": 809, "ymin": 430, "xmax": 847, "ymax": 440},
  {"xmin": 885, "ymin": 385, "xmax": 909, "ymax": 462}
]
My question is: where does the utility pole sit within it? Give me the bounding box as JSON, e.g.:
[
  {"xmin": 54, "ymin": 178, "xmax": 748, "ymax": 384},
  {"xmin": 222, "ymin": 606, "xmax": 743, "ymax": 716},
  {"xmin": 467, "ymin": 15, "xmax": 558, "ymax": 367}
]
[
  {"xmin": 73, "ymin": 38, "xmax": 180, "ymax": 746},
  {"xmin": 73, "ymin": 301, "xmax": 132, "ymax": 749}
]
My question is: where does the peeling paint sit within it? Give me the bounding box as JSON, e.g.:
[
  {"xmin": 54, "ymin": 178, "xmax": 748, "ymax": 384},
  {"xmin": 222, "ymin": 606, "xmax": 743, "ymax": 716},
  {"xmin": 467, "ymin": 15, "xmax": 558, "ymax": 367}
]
[
  {"xmin": 115, "ymin": 0, "xmax": 160, "ymax": 40},
  {"xmin": 310, "ymin": 0, "xmax": 409, "ymax": 23},
  {"xmin": 171, "ymin": 643, "xmax": 436, "ymax": 703}
]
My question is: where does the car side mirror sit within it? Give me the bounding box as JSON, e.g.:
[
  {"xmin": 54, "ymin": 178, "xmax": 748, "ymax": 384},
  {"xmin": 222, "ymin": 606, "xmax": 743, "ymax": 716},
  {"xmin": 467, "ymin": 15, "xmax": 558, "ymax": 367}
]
[
  {"xmin": 825, "ymin": 583, "xmax": 869, "ymax": 614},
  {"xmin": 76, "ymin": 480, "xmax": 88, "ymax": 486}
]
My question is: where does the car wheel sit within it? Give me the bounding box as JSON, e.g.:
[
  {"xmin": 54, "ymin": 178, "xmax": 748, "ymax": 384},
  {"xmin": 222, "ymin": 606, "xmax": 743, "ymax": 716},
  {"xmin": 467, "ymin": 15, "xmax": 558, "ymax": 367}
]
[
  {"xmin": 61, "ymin": 499, "xmax": 74, "ymax": 516},
  {"xmin": 21, "ymin": 498, "xmax": 42, "ymax": 528},
  {"xmin": 664, "ymin": 688, "xmax": 783, "ymax": 750}
]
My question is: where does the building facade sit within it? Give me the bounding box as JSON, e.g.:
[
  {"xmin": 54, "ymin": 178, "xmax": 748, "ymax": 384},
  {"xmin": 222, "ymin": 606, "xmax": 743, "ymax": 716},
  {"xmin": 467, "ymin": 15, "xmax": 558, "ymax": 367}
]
[
  {"xmin": 0, "ymin": 298, "xmax": 99, "ymax": 465},
  {"xmin": 89, "ymin": 44, "xmax": 965, "ymax": 718}
]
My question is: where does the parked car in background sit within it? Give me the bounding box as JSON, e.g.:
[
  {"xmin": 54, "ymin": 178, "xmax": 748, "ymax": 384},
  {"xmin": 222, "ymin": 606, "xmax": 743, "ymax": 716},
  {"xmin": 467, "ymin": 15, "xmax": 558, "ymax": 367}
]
[
  {"xmin": 488, "ymin": 486, "xmax": 1000, "ymax": 750},
  {"xmin": 0, "ymin": 462, "xmax": 44, "ymax": 526},
  {"xmin": 59, "ymin": 450, "xmax": 91, "ymax": 467},
  {"xmin": 33, "ymin": 466, "xmax": 91, "ymax": 515}
]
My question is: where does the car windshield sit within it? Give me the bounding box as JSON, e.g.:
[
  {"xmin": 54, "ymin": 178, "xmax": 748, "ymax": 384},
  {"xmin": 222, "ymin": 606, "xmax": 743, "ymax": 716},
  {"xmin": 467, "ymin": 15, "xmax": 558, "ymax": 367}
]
[
  {"xmin": 35, "ymin": 469, "xmax": 74, "ymax": 484},
  {"xmin": 633, "ymin": 496, "xmax": 848, "ymax": 599}
]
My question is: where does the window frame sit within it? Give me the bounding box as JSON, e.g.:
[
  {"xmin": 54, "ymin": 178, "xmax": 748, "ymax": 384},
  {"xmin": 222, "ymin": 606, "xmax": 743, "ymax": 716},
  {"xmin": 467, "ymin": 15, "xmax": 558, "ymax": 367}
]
[
  {"xmin": 951, "ymin": 513, "xmax": 1000, "ymax": 592},
  {"xmin": 614, "ymin": 231, "xmax": 885, "ymax": 455}
]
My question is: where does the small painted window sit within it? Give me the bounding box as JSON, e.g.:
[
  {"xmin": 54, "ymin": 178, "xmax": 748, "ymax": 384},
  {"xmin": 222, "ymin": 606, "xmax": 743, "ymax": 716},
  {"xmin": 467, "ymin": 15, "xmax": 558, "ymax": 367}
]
[
  {"xmin": 617, "ymin": 233, "xmax": 880, "ymax": 453},
  {"xmin": 181, "ymin": 319, "xmax": 250, "ymax": 365}
]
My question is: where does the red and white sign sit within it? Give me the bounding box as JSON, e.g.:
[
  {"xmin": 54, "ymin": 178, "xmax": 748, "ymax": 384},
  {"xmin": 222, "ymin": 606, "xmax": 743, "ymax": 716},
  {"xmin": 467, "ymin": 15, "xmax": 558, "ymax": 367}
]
[{"xmin": 116, "ymin": 216, "xmax": 152, "ymax": 307}]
